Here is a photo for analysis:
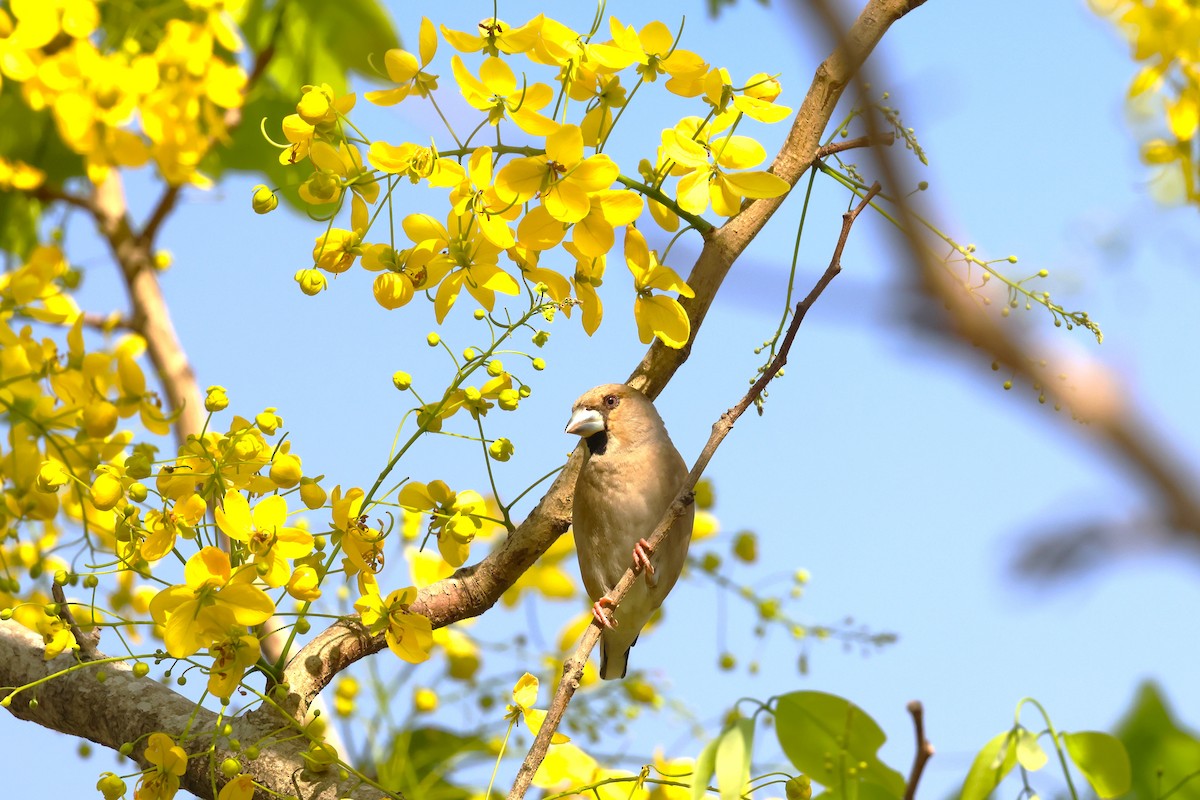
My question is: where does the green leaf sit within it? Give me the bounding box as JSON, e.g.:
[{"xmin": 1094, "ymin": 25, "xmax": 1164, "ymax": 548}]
[
  {"xmin": 715, "ymin": 718, "xmax": 755, "ymax": 800},
  {"xmin": 960, "ymin": 731, "xmax": 1019, "ymax": 800},
  {"xmin": 1015, "ymin": 729, "xmax": 1048, "ymax": 772},
  {"xmin": 213, "ymin": 0, "xmax": 400, "ymax": 195},
  {"xmin": 691, "ymin": 735, "xmax": 720, "ymax": 800},
  {"xmin": 1062, "ymin": 731, "xmax": 1131, "ymax": 799},
  {"xmin": 377, "ymin": 726, "xmax": 491, "ymax": 800},
  {"xmin": 1116, "ymin": 681, "xmax": 1200, "ymax": 800},
  {"xmin": 774, "ymin": 691, "xmax": 905, "ymax": 800}
]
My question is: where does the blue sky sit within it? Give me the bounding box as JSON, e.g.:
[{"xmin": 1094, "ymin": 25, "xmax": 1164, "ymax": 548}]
[{"xmin": 7, "ymin": 1, "xmax": 1200, "ymax": 798}]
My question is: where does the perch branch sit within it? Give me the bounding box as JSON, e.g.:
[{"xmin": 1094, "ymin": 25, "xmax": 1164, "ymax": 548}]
[
  {"xmin": 506, "ymin": 184, "xmax": 881, "ymax": 800},
  {"xmin": 904, "ymin": 700, "xmax": 934, "ymax": 800}
]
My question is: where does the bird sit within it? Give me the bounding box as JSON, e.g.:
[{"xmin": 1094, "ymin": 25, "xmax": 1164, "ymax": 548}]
[{"xmin": 565, "ymin": 383, "xmax": 694, "ymax": 679}]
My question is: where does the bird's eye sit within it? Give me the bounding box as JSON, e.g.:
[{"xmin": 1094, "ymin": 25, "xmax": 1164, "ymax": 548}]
[{"xmin": 603, "ymin": 394, "xmax": 619, "ymax": 408}]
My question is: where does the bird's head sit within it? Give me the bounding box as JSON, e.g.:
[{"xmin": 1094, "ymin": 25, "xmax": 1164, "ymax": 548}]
[{"xmin": 565, "ymin": 384, "xmax": 663, "ymax": 456}]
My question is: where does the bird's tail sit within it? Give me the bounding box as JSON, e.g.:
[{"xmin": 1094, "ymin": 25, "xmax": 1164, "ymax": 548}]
[{"xmin": 599, "ymin": 633, "xmax": 638, "ymax": 680}]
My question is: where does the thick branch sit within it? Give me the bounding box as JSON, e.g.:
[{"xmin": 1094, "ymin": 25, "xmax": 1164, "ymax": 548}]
[
  {"xmin": 506, "ymin": 184, "xmax": 881, "ymax": 800},
  {"xmin": 0, "ymin": 620, "xmax": 386, "ymax": 800}
]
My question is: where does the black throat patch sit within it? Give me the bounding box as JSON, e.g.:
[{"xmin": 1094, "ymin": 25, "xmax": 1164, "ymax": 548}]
[{"xmin": 585, "ymin": 430, "xmax": 608, "ymax": 456}]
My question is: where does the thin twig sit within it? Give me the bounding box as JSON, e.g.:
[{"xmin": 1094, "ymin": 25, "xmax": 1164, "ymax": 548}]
[
  {"xmin": 815, "ymin": 132, "xmax": 895, "ymax": 159},
  {"xmin": 50, "ymin": 581, "xmax": 100, "ymax": 661},
  {"xmin": 904, "ymin": 700, "xmax": 934, "ymax": 800},
  {"xmin": 506, "ymin": 183, "xmax": 882, "ymax": 800}
]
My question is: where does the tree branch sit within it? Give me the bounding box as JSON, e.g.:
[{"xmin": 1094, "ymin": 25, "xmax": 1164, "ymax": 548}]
[
  {"xmin": 506, "ymin": 183, "xmax": 881, "ymax": 800},
  {"xmin": 0, "ymin": 621, "xmax": 387, "ymax": 800},
  {"xmin": 904, "ymin": 700, "xmax": 934, "ymax": 800},
  {"xmin": 281, "ymin": 0, "xmax": 923, "ymax": 724}
]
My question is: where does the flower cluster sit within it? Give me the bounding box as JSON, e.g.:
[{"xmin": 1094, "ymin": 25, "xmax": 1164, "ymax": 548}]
[
  {"xmin": 1, "ymin": 0, "xmax": 247, "ymax": 186},
  {"xmin": 271, "ymin": 13, "xmax": 792, "ymax": 348},
  {"xmin": 1094, "ymin": 0, "xmax": 1200, "ymax": 202}
]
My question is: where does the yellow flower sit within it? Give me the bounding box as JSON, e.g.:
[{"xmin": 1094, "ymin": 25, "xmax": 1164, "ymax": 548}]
[
  {"xmin": 365, "ymin": 17, "xmax": 439, "ymax": 106},
  {"xmin": 135, "ymin": 733, "xmax": 187, "ymax": 800},
  {"xmin": 300, "ymin": 141, "xmax": 378, "ymax": 207},
  {"xmin": 495, "ymin": 124, "xmax": 620, "ymax": 223},
  {"xmin": 217, "ymin": 774, "xmax": 256, "ymax": 800},
  {"xmin": 399, "ymin": 480, "xmax": 488, "ymax": 567},
  {"xmin": 664, "ymin": 116, "xmax": 790, "ymax": 217},
  {"xmin": 286, "ymin": 564, "xmax": 322, "ymax": 601},
  {"xmin": 566, "ymin": 241, "xmax": 606, "ymax": 336},
  {"xmin": 507, "ymin": 673, "xmax": 569, "ymax": 744},
  {"xmin": 215, "ymin": 492, "xmax": 314, "ymax": 587},
  {"xmin": 148, "ymin": 547, "xmax": 275, "ymax": 658},
  {"xmin": 331, "ymin": 485, "xmax": 385, "ymax": 579},
  {"xmin": 12, "ymin": 603, "xmax": 77, "ymax": 660},
  {"xmin": 450, "ymin": 55, "xmax": 557, "ymax": 134},
  {"xmin": 625, "ymin": 227, "xmax": 694, "ymax": 349},
  {"xmin": 450, "ymin": 146, "xmax": 520, "ymax": 249},
  {"xmin": 402, "ymin": 211, "xmax": 519, "ymax": 322},
  {"xmin": 440, "ymin": 16, "xmax": 542, "ymax": 56},
  {"xmin": 312, "ymin": 194, "xmax": 368, "ymax": 274},
  {"xmin": 206, "ymin": 630, "xmax": 261, "ymax": 701},
  {"xmin": 354, "ymin": 585, "xmax": 433, "ymax": 663},
  {"xmin": 368, "ymin": 140, "xmax": 461, "ymax": 186},
  {"xmin": 600, "ymin": 17, "xmax": 709, "ymax": 96}
]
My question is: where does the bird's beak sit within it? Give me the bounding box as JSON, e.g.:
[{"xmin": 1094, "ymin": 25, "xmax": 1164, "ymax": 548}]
[{"xmin": 565, "ymin": 408, "xmax": 605, "ymax": 437}]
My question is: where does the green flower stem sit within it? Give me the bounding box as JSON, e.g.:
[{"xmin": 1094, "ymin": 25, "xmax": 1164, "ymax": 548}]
[
  {"xmin": 475, "ymin": 416, "xmax": 513, "ymax": 532},
  {"xmin": 615, "ymin": 174, "xmax": 713, "ymax": 235},
  {"xmin": 758, "ymin": 162, "xmax": 820, "ymax": 378},
  {"xmin": 1, "ymin": 653, "xmax": 153, "ymax": 707},
  {"xmin": 817, "ymin": 163, "xmax": 1101, "ymax": 342},
  {"xmin": 1016, "ymin": 696, "xmax": 1081, "ymax": 800},
  {"xmin": 503, "ymin": 463, "xmax": 566, "ymax": 515},
  {"xmin": 426, "ymin": 93, "xmax": 463, "ymax": 150},
  {"xmin": 486, "ymin": 719, "xmax": 517, "ymax": 800}
]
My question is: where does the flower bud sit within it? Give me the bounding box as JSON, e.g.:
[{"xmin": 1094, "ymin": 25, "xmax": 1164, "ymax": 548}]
[
  {"xmin": 82, "ymin": 401, "xmax": 119, "ymax": 439},
  {"xmin": 489, "ymin": 437, "xmax": 514, "ymax": 462},
  {"xmin": 270, "ymin": 453, "xmax": 303, "ymax": 488},
  {"xmin": 294, "ymin": 268, "xmax": 327, "ymax": 296},
  {"xmin": 299, "ymin": 478, "xmax": 327, "ymax": 510},
  {"xmin": 745, "ymin": 72, "xmax": 782, "ymax": 102},
  {"xmin": 90, "ymin": 472, "xmax": 124, "ymax": 511},
  {"xmin": 487, "ymin": 359, "xmax": 504, "ymax": 377},
  {"xmin": 204, "ymin": 385, "xmax": 229, "ymax": 412},
  {"xmin": 392, "ymin": 371, "xmax": 412, "ymax": 391},
  {"xmin": 251, "ymin": 184, "xmax": 279, "ymax": 214},
  {"xmin": 36, "ymin": 460, "xmax": 70, "ymax": 492}
]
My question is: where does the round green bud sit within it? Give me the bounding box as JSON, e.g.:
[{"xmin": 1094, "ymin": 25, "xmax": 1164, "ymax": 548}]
[
  {"xmin": 221, "ymin": 758, "xmax": 241, "ymax": 778},
  {"xmin": 251, "ymin": 185, "xmax": 279, "ymax": 214},
  {"xmin": 83, "ymin": 574, "xmax": 99, "ymax": 589},
  {"xmin": 426, "ymin": 332, "xmax": 440, "ymax": 347},
  {"xmin": 718, "ymin": 653, "xmax": 736, "ymax": 671},
  {"xmin": 54, "ymin": 569, "xmax": 69, "ymax": 586},
  {"xmin": 176, "ymin": 676, "xmax": 187, "ymax": 686},
  {"xmin": 245, "ymin": 746, "xmax": 260, "ymax": 759},
  {"xmin": 1038, "ymin": 269, "xmax": 1049, "ymax": 277},
  {"xmin": 1003, "ymin": 380, "xmax": 1013, "ymax": 390},
  {"xmin": 392, "ymin": 371, "xmax": 412, "ymax": 391},
  {"xmin": 917, "ymin": 181, "xmax": 928, "ymax": 191},
  {"xmin": 128, "ymin": 482, "xmax": 148, "ymax": 502},
  {"xmin": 473, "ymin": 308, "xmax": 487, "ymax": 320},
  {"xmin": 786, "ymin": 776, "xmax": 813, "ymax": 800},
  {"xmin": 296, "ymin": 618, "xmax": 311, "ymax": 634},
  {"xmin": 518, "ymin": 385, "xmax": 531, "ymax": 398},
  {"xmin": 132, "ymin": 662, "xmax": 150, "ymax": 678},
  {"xmin": 532, "ymin": 358, "xmax": 545, "ymax": 371},
  {"xmin": 118, "ymin": 743, "xmax": 134, "ymax": 757}
]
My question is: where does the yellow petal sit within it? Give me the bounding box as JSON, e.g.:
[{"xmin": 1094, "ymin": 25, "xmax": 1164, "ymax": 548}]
[{"xmin": 635, "ymin": 295, "xmax": 690, "ymax": 348}]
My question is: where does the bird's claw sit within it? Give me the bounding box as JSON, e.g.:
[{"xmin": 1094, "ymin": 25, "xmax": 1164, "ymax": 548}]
[
  {"xmin": 592, "ymin": 597, "xmax": 617, "ymax": 629},
  {"xmin": 632, "ymin": 538, "xmax": 658, "ymax": 587}
]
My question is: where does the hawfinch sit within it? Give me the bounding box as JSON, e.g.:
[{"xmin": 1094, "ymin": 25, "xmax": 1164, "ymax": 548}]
[{"xmin": 565, "ymin": 384, "xmax": 693, "ymax": 679}]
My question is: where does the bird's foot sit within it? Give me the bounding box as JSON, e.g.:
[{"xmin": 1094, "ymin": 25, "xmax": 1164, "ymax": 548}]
[
  {"xmin": 632, "ymin": 538, "xmax": 658, "ymax": 588},
  {"xmin": 592, "ymin": 597, "xmax": 617, "ymax": 629}
]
